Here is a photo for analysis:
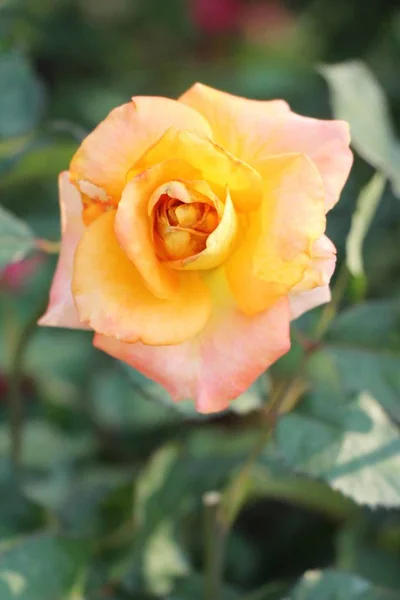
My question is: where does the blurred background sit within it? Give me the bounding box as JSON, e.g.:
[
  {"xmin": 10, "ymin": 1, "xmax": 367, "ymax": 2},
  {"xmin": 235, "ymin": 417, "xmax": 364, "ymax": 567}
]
[{"xmin": 1, "ymin": 1, "xmax": 400, "ymax": 599}]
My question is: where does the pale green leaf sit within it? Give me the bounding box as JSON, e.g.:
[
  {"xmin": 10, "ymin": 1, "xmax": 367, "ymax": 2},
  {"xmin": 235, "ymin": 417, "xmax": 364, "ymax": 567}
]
[
  {"xmin": 143, "ymin": 520, "xmax": 188, "ymax": 595},
  {"xmin": 321, "ymin": 61, "xmax": 400, "ymax": 196},
  {"xmin": 135, "ymin": 446, "xmax": 180, "ymax": 531},
  {"xmin": 346, "ymin": 173, "xmax": 386, "ymax": 278},
  {"xmin": 277, "ymin": 351, "xmax": 400, "ymax": 507}
]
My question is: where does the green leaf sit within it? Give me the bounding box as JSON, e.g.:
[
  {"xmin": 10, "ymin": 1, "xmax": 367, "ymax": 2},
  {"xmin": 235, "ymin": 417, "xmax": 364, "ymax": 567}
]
[
  {"xmin": 0, "ymin": 139, "xmax": 76, "ymax": 186},
  {"xmin": 287, "ymin": 569, "xmax": 396, "ymax": 599},
  {"xmin": 170, "ymin": 573, "xmax": 239, "ymax": 600},
  {"xmin": 0, "ymin": 51, "xmax": 45, "ymax": 138},
  {"xmin": 0, "ymin": 482, "xmax": 45, "ymax": 542},
  {"xmin": 91, "ymin": 366, "xmax": 180, "ymax": 431},
  {"xmin": 0, "ymin": 421, "xmax": 94, "ymax": 470},
  {"xmin": 326, "ymin": 300, "xmax": 400, "ymax": 421},
  {"xmin": 0, "ymin": 534, "xmax": 87, "ymax": 600},
  {"xmin": 277, "ymin": 351, "xmax": 400, "ymax": 507},
  {"xmin": 142, "ymin": 520, "xmax": 188, "ymax": 595},
  {"xmin": 135, "ymin": 446, "xmax": 182, "ymax": 543},
  {"xmin": 24, "ymin": 329, "xmax": 94, "ymax": 406},
  {"xmin": 337, "ymin": 525, "xmax": 400, "ymax": 592},
  {"xmin": 230, "ymin": 377, "xmax": 267, "ymax": 415},
  {"xmin": 346, "ymin": 172, "xmax": 386, "ymax": 280},
  {"xmin": 320, "ymin": 61, "xmax": 400, "ymax": 197},
  {"xmin": 239, "ymin": 580, "xmax": 292, "ymax": 600},
  {"xmin": 0, "ymin": 205, "xmax": 36, "ymax": 269}
]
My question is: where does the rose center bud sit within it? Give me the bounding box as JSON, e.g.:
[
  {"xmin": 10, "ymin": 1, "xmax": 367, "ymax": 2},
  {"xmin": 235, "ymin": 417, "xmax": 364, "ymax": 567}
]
[{"xmin": 154, "ymin": 193, "xmax": 218, "ymax": 261}]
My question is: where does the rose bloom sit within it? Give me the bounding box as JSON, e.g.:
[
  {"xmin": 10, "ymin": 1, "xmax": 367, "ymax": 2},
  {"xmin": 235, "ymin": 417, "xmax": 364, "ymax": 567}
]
[{"xmin": 39, "ymin": 84, "xmax": 352, "ymax": 413}]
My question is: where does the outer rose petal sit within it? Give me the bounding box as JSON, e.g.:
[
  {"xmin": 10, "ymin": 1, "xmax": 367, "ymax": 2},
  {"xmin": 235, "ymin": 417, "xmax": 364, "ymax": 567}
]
[
  {"xmin": 72, "ymin": 211, "xmax": 211, "ymax": 345},
  {"xmin": 291, "ymin": 234, "xmax": 336, "ymax": 293},
  {"xmin": 179, "ymin": 83, "xmax": 289, "ymax": 162},
  {"xmin": 289, "ymin": 286, "xmax": 331, "ymax": 321},
  {"xmin": 226, "ymin": 154, "xmax": 326, "ymax": 315},
  {"xmin": 254, "ymin": 113, "xmax": 353, "ymax": 211},
  {"xmin": 69, "ymin": 97, "xmax": 213, "ymax": 200},
  {"xmin": 180, "ymin": 83, "xmax": 353, "ymax": 210},
  {"xmin": 39, "ymin": 172, "xmax": 89, "ymax": 330},
  {"xmin": 94, "ymin": 287, "xmax": 290, "ymax": 414},
  {"xmin": 116, "ymin": 159, "xmax": 201, "ymax": 300},
  {"xmin": 289, "ymin": 234, "xmax": 336, "ymax": 320}
]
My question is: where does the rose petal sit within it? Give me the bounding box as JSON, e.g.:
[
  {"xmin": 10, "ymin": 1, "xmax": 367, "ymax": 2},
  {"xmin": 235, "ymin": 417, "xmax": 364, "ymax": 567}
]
[
  {"xmin": 133, "ymin": 128, "xmax": 263, "ymax": 213},
  {"xmin": 166, "ymin": 189, "xmax": 238, "ymax": 271},
  {"xmin": 179, "ymin": 83, "xmax": 289, "ymax": 161},
  {"xmin": 39, "ymin": 172, "xmax": 89, "ymax": 330},
  {"xmin": 180, "ymin": 83, "xmax": 353, "ymax": 210},
  {"xmin": 116, "ymin": 159, "xmax": 200, "ymax": 299},
  {"xmin": 226, "ymin": 153, "xmax": 326, "ymax": 315},
  {"xmin": 289, "ymin": 285, "xmax": 331, "ymax": 321},
  {"xmin": 255, "ymin": 113, "xmax": 353, "ymax": 211},
  {"xmin": 289, "ymin": 234, "xmax": 336, "ymax": 320},
  {"xmin": 94, "ymin": 276, "xmax": 290, "ymax": 413},
  {"xmin": 70, "ymin": 97, "xmax": 213, "ymax": 200},
  {"xmin": 291, "ymin": 234, "xmax": 336, "ymax": 293},
  {"xmin": 72, "ymin": 211, "xmax": 211, "ymax": 345}
]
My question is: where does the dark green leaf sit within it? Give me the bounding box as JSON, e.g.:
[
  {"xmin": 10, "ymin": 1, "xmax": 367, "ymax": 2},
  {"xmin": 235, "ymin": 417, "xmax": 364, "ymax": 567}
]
[
  {"xmin": 170, "ymin": 573, "xmax": 239, "ymax": 600},
  {"xmin": 0, "ymin": 422, "xmax": 94, "ymax": 470},
  {"xmin": 0, "ymin": 534, "xmax": 87, "ymax": 600},
  {"xmin": 287, "ymin": 569, "xmax": 396, "ymax": 599},
  {"xmin": 326, "ymin": 300, "xmax": 400, "ymax": 421},
  {"xmin": 0, "ymin": 52, "xmax": 45, "ymax": 138},
  {"xmin": 0, "ymin": 482, "xmax": 45, "ymax": 541}
]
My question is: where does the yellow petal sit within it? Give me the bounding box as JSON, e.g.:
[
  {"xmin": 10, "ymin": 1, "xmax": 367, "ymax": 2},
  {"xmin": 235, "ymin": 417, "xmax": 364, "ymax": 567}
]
[
  {"xmin": 291, "ymin": 234, "xmax": 336, "ymax": 293},
  {"xmin": 72, "ymin": 211, "xmax": 211, "ymax": 345},
  {"xmin": 179, "ymin": 83, "xmax": 289, "ymax": 162},
  {"xmin": 180, "ymin": 83, "xmax": 353, "ymax": 211},
  {"xmin": 70, "ymin": 97, "xmax": 213, "ymax": 200},
  {"xmin": 116, "ymin": 159, "xmax": 200, "ymax": 299},
  {"xmin": 226, "ymin": 153, "xmax": 326, "ymax": 314},
  {"xmin": 94, "ymin": 271, "xmax": 290, "ymax": 413},
  {"xmin": 166, "ymin": 189, "xmax": 238, "ymax": 271},
  {"xmin": 134, "ymin": 128, "xmax": 263, "ymax": 213}
]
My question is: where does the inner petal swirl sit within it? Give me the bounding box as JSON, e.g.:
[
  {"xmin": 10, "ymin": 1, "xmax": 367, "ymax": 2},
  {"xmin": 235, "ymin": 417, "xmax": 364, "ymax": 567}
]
[{"xmin": 151, "ymin": 181, "xmax": 220, "ymax": 262}]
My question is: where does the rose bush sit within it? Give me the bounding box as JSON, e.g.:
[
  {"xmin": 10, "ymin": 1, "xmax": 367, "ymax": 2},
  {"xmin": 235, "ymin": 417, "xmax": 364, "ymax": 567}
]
[{"xmin": 39, "ymin": 84, "xmax": 352, "ymax": 413}]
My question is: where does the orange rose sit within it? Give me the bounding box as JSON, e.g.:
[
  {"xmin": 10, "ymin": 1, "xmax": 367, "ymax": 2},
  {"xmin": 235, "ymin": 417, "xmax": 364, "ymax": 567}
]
[{"xmin": 39, "ymin": 84, "xmax": 352, "ymax": 413}]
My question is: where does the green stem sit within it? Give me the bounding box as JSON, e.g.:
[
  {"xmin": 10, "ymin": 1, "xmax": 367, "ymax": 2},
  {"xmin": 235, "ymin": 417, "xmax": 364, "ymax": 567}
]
[
  {"xmin": 35, "ymin": 238, "xmax": 61, "ymax": 254},
  {"xmin": 203, "ymin": 491, "xmax": 225, "ymax": 600},
  {"xmin": 220, "ymin": 368, "xmax": 306, "ymax": 530},
  {"xmin": 8, "ymin": 303, "xmax": 44, "ymax": 469},
  {"xmin": 201, "ymin": 370, "xmax": 306, "ymax": 596}
]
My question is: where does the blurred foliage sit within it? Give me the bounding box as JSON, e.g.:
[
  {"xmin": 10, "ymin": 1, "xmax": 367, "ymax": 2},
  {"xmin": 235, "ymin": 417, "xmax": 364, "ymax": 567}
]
[{"xmin": 1, "ymin": 0, "xmax": 400, "ymax": 598}]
